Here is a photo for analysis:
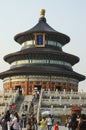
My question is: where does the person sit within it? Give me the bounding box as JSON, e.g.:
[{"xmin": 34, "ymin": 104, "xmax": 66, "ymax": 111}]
[
  {"xmin": 25, "ymin": 104, "xmax": 28, "ymax": 111},
  {"xmin": 71, "ymin": 114, "xmax": 78, "ymax": 130},
  {"xmin": 10, "ymin": 111, "xmax": 14, "ymax": 121},
  {"xmin": 26, "ymin": 116, "xmax": 34, "ymax": 130},
  {"xmin": 76, "ymin": 114, "xmax": 86, "ymax": 130},
  {"xmin": 1, "ymin": 114, "xmax": 8, "ymax": 130},
  {"xmin": 51, "ymin": 115, "xmax": 54, "ymax": 126},
  {"xmin": 27, "ymin": 118, "xmax": 32, "ymax": 130},
  {"xmin": 33, "ymin": 114, "xmax": 38, "ymax": 130},
  {"xmin": 37, "ymin": 91, "xmax": 39, "ymax": 99},
  {"xmin": 53, "ymin": 121, "xmax": 59, "ymax": 130},
  {"xmin": 66, "ymin": 116, "xmax": 72, "ymax": 130},
  {"xmin": 21, "ymin": 110, "xmax": 27, "ymax": 128},
  {"xmin": 4, "ymin": 110, "xmax": 10, "ymax": 130},
  {"xmin": 11, "ymin": 112, "xmax": 22, "ymax": 130},
  {"xmin": 28, "ymin": 114, "xmax": 38, "ymax": 130},
  {"xmin": 46, "ymin": 115, "xmax": 52, "ymax": 130},
  {"xmin": 1, "ymin": 112, "xmax": 4, "ymax": 120},
  {"xmin": 39, "ymin": 116, "xmax": 47, "ymax": 130}
]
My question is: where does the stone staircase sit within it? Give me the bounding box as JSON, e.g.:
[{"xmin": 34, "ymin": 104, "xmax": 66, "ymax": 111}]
[
  {"xmin": 14, "ymin": 95, "xmax": 25, "ymax": 113},
  {"xmin": 14, "ymin": 95, "xmax": 34, "ymax": 116}
]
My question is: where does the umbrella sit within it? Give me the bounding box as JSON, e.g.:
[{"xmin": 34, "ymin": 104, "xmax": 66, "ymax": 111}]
[{"xmin": 41, "ymin": 110, "xmax": 53, "ymax": 115}]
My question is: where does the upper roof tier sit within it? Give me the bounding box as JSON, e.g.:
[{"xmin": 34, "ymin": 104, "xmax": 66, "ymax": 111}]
[{"xmin": 14, "ymin": 9, "xmax": 70, "ymax": 45}]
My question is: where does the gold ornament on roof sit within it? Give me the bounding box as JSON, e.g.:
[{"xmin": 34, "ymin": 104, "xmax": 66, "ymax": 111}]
[{"xmin": 40, "ymin": 9, "xmax": 45, "ymax": 17}]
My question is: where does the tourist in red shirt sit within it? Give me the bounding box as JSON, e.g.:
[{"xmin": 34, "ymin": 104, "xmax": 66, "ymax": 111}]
[{"xmin": 53, "ymin": 121, "xmax": 59, "ymax": 130}]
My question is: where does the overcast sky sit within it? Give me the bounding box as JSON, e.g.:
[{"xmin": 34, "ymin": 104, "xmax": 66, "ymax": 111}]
[{"xmin": 0, "ymin": 0, "xmax": 86, "ymax": 91}]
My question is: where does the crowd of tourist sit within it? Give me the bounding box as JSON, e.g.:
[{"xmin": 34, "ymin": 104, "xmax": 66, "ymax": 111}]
[
  {"xmin": 0, "ymin": 109, "xmax": 58, "ymax": 130},
  {"xmin": 0, "ymin": 110, "xmax": 22, "ymax": 130},
  {"xmin": 65, "ymin": 113, "xmax": 86, "ymax": 130},
  {"xmin": 27, "ymin": 113, "xmax": 58, "ymax": 130},
  {"xmin": 0, "ymin": 108, "xmax": 86, "ymax": 130}
]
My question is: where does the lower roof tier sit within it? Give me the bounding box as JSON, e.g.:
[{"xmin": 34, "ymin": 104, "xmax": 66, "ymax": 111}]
[
  {"xmin": 0, "ymin": 66, "xmax": 85, "ymax": 81},
  {"xmin": 4, "ymin": 48, "xmax": 79, "ymax": 66}
]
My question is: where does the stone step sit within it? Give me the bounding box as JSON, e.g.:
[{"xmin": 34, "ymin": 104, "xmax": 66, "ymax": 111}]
[{"xmin": 14, "ymin": 95, "xmax": 25, "ymax": 112}]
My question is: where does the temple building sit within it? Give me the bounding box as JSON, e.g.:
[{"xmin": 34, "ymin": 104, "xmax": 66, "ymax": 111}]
[{"xmin": 0, "ymin": 9, "xmax": 85, "ymax": 95}]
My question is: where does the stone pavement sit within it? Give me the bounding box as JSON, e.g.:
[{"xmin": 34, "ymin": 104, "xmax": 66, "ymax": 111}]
[
  {"xmin": 0, "ymin": 126, "xmax": 67, "ymax": 130},
  {"xmin": 23, "ymin": 126, "xmax": 67, "ymax": 130},
  {"xmin": 22, "ymin": 126, "xmax": 67, "ymax": 130}
]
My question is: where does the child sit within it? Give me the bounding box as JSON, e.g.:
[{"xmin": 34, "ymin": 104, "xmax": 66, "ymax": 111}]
[{"xmin": 53, "ymin": 121, "xmax": 59, "ymax": 130}]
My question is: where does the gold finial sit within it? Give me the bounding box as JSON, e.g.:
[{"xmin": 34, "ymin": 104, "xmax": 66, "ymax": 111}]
[{"xmin": 40, "ymin": 9, "xmax": 45, "ymax": 17}]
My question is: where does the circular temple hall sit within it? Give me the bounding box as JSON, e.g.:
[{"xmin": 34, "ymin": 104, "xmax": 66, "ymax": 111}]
[{"xmin": 0, "ymin": 9, "xmax": 85, "ymax": 95}]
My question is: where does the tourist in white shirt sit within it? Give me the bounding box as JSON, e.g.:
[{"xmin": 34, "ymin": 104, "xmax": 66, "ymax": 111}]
[
  {"xmin": 11, "ymin": 112, "xmax": 22, "ymax": 130},
  {"xmin": 46, "ymin": 115, "xmax": 52, "ymax": 130}
]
